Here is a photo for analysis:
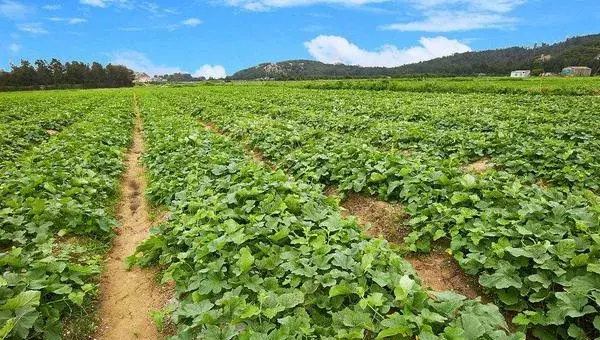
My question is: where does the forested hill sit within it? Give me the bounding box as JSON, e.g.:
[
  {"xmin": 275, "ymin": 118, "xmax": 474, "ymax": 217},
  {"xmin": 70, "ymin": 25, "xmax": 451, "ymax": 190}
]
[{"xmin": 229, "ymin": 34, "xmax": 600, "ymax": 80}]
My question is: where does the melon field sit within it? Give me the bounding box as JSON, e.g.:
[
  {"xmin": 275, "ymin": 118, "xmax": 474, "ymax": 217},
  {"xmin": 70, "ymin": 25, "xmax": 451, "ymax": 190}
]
[{"xmin": 0, "ymin": 78, "xmax": 599, "ymax": 339}]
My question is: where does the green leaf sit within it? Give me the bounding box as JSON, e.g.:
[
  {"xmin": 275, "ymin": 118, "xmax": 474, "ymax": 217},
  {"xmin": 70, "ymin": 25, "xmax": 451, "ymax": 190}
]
[
  {"xmin": 460, "ymin": 174, "xmax": 477, "ymax": 188},
  {"xmin": 376, "ymin": 313, "xmax": 411, "ymax": 339},
  {"xmin": 68, "ymin": 291, "xmax": 85, "ymax": 306},
  {"xmin": 1, "ymin": 291, "xmax": 40, "ymax": 310},
  {"xmin": 359, "ymin": 292, "xmax": 384, "ymax": 309},
  {"xmin": 179, "ymin": 300, "xmax": 214, "ymax": 317},
  {"xmin": 393, "ymin": 275, "xmax": 415, "ymax": 301},
  {"xmin": 478, "ymin": 261, "xmax": 522, "ymax": 289},
  {"xmin": 279, "ymin": 291, "xmax": 305, "ymax": 309},
  {"xmin": 587, "ymin": 263, "xmax": 600, "ymax": 274},
  {"xmin": 567, "ymin": 324, "xmax": 586, "ymax": 339},
  {"xmin": 0, "ymin": 318, "xmax": 16, "ymax": 339},
  {"xmin": 237, "ymin": 247, "xmax": 255, "ymax": 275},
  {"xmin": 329, "ymin": 283, "xmax": 353, "ymax": 297},
  {"xmin": 239, "ymin": 304, "xmax": 260, "ymax": 319},
  {"xmin": 498, "ymin": 288, "xmax": 520, "ymax": 306},
  {"xmin": 570, "ymin": 254, "xmax": 589, "ymax": 267},
  {"xmin": 303, "ymin": 201, "xmax": 327, "ymax": 222},
  {"xmin": 460, "ymin": 313, "xmax": 486, "ymax": 339},
  {"xmin": 202, "ymin": 324, "xmax": 237, "ymax": 340}
]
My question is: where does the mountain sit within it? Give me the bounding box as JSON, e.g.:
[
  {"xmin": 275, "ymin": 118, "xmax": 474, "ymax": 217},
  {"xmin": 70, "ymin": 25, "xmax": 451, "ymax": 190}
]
[{"xmin": 229, "ymin": 34, "xmax": 600, "ymax": 80}]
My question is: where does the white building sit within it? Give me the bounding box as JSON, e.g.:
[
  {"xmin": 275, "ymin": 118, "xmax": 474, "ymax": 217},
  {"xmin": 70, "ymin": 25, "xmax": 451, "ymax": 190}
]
[
  {"xmin": 561, "ymin": 66, "xmax": 592, "ymax": 77},
  {"xmin": 510, "ymin": 70, "xmax": 531, "ymax": 78}
]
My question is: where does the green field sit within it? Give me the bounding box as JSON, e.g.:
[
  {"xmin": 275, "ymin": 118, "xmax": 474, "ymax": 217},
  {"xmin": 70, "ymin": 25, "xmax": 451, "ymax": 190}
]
[{"xmin": 1, "ymin": 79, "xmax": 599, "ymax": 339}]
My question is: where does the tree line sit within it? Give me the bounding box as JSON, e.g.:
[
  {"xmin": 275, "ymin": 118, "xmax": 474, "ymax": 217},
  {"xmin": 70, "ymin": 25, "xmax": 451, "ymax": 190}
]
[
  {"xmin": 0, "ymin": 59, "xmax": 134, "ymax": 91},
  {"xmin": 231, "ymin": 34, "xmax": 600, "ymax": 80}
]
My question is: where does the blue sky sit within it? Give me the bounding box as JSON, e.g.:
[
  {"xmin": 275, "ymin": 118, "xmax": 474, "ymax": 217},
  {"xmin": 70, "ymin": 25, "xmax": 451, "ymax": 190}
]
[{"xmin": 1, "ymin": 0, "xmax": 599, "ymax": 77}]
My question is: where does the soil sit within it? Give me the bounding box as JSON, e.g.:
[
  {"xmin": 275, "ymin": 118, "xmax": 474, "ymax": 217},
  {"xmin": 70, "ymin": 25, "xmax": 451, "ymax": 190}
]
[
  {"xmin": 46, "ymin": 129, "xmax": 58, "ymax": 136},
  {"xmin": 462, "ymin": 158, "xmax": 494, "ymax": 174},
  {"xmin": 202, "ymin": 122, "xmax": 485, "ymax": 306},
  {"xmin": 95, "ymin": 95, "xmax": 172, "ymax": 340},
  {"xmin": 201, "ymin": 121, "xmax": 277, "ymax": 170},
  {"xmin": 407, "ymin": 251, "xmax": 481, "ymax": 299},
  {"xmin": 336, "ymin": 190, "xmax": 408, "ymax": 244},
  {"xmin": 536, "ymin": 179, "xmax": 551, "ymax": 190},
  {"xmin": 201, "ymin": 121, "xmax": 222, "ymax": 134},
  {"xmin": 326, "ymin": 187, "xmax": 483, "ymax": 299}
]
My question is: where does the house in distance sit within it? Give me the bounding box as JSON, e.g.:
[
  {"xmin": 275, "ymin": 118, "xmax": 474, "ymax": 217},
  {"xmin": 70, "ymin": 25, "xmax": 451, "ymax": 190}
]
[
  {"xmin": 561, "ymin": 66, "xmax": 592, "ymax": 77},
  {"xmin": 510, "ymin": 70, "xmax": 531, "ymax": 78}
]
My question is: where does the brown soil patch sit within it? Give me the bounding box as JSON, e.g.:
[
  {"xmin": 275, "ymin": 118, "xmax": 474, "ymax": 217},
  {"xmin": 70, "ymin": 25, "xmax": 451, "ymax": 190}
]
[
  {"xmin": 326, "ymin": 187, "xmax": 407, "ymax": 242},
  {"xmin": 339, "ymin": 192, "xmax": 408, "ymax": 243},
  {"xmin": 536, "ymin": 179, "xmax": 551, "ymax": 190},
  {"xmin": 250, "ymin": 148, "xmax": 277, "ymax": 170},
  {"xmin": 46, "ymin": 129, "xmax": 58, "ymax": 136},
  {"xmin": 250, "ymin": 148, "xmax": 265, "ymax": 164},
  {"xmin": 201, "ymin": 121, "xmax": 222, "ymax": 134},
  {"xmin": 407, "ymin": 251, "xmax": 481, "ymax": 299},
  {"xmin": 95, "ymin": 94, "xmax": 172, "ymax": 340},
  {"xmin": 148, "ymin": 207, "xmax": 169, "ymax": 225},
  {"xmin": 462, "ymin": 158, "xmax": 494, "ymax": 174},
  {"xmin": 326, "ymin": 187, "xmax": 482, "ymax": 300}
]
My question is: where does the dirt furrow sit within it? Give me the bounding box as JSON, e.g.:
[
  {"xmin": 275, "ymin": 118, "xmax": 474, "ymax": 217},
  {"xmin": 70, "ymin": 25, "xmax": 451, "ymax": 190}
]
[
  {"xmin": 200, "ymin": 120, "xmax": 481, "ymax": 298},
  {"xmin": 326, "ymin": 187, "xmax": 482, "ymax": 299},
  {"xmin": 95, "ymin": 95, "xmax": 171, "ymax": 340}
]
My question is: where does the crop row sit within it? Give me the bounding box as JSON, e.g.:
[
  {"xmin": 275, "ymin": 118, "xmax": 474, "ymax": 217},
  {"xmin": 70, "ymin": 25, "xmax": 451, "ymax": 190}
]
[
  {"xmin": 0, "ymin": 91, "xmax": 133, "ymax": 339},
  {"xmin": 130, "ymin": 92, "xmax": 520, "ymax": 339},
  {"xmin": 0, "ymin": 91, "xmax": 111, "ymax": 166},
  {"xmin": 293, "ymin": 77, "xmax": 600, "ymax": 96},
  {"xmin": 145, "ymin": 86, "xmax": 600, "ymax": 338},
  {"xmin": 172, "ymin": 87, "xmax": 600, "ymax": 190}
]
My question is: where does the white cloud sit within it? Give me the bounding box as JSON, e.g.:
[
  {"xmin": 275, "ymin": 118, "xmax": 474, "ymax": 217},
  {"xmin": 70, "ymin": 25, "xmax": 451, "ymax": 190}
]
[
  {"xmin": 182, "ymin": 18, "xmax": 202, "ymax": 26},
  {"xmin": 110, "ymin": 50, "xmax": 183, "ymax": 76},
  {"xmin": 8, "ymin": 42, "xmax": 21, "ymax": 53},
  {"xmin": 80, "ymin": 0, "xmax": 108, "ymax": 7},
  {"xmin": 193, "ymin": 65, "xmax": 227, "ymax": 79},
  {"xmin": 17, "ymin": 22, "xmax": 48, "ymax": 35},
  {"xmin": 382, "ymin": 11, "xmax": 517, "ymax": 32},
  {"xmin": 384, "ymin": 0, "xmax": 526, "ymax": 32},
  {"xmin": 220, "ymin": 0, "xmax": 526, "ymax": 31},
  {"xmin": 69, "ymin": 18, "xmax": 87, "ymax": 24},
  {"xmin": 409, "ymin": 0, "xmax": 525, "ymax": 13},
  {"xmin": 222, "ymin": 0, "xmax": 388, "ymax": 11},
  {"xmin": 0, "ymin": 0, "xmax": 27, "ymax": 19},
  {"xmin": 79, "ymin": 0, "xmax": 134, "ymax": 9},
  {"xmin": 110, "ymin": 50, "xmax": 227, "ymax": 79},
  {"xmin": 118, "ymin": 26, "xmax": 143, "ymax": 31},
  {"xmin": 80, "ymin": 0, "xmax": 172, "ymax": 13},
  {"xmin": 304, "ymin": 35, "xmax": 471, "ymax": 67},
  {"xmin": 42, "ymin": 4, "xmax": 62, "ymax": 10},
  {"xmin": 48, "ymin": 17, "xmax": 88, "ymax": 24}
]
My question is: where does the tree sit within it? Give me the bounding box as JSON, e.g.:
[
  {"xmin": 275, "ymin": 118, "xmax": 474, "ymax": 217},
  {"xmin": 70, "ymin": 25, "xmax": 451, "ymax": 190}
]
[
  {"xmin": 11, "ymin": 60, "xmax": 37, "ymax": 86},
  {"xmin": 88, "ymin": 62, "xmax": 106, "ymax": 86},
  {"xmin": 105, "ymin": 64, "xmax": 134, "ymax": 87},
  {"xmin": 0, "ymin": 58, "xmax": 135, "ymax": 90},
  {"xmin": 0, "ymin": 70, "xmax": 9, "ymax": 86},
  {"xmin": 49, "ymin": 58, "xmax": 65, "ymax": 85},
  {"xmin": 64, "ymin": 61, "xmax": 89, "ymax": 84},
  {"xmin": 35, "ymin": 60, "xmax": 52, "ymax": 85}
]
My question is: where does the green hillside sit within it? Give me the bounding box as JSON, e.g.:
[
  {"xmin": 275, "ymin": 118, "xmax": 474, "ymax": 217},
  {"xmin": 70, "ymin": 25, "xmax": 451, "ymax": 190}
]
[{"xmin": 230, "ymin": 34, "xmax": 600, "ymax": 80}]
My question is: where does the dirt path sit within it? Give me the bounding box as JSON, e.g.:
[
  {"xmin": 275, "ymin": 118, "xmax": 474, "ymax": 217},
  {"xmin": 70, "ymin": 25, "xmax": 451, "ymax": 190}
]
[{"xmin": 95, "ymin": 94, "xmax": 170, "ymax": 340}]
